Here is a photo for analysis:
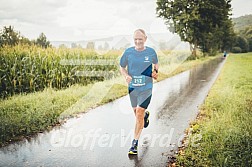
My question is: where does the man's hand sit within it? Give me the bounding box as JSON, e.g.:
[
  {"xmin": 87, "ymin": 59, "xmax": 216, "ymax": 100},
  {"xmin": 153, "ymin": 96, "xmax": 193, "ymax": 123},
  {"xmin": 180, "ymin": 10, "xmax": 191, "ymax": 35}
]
[
  {"xmin": 125, "ymin": 75, "xmax": 132, "ymax": 84},
  {"xmin": 152, "ymin": 70, "xmax": 158, "ymax": 80}
]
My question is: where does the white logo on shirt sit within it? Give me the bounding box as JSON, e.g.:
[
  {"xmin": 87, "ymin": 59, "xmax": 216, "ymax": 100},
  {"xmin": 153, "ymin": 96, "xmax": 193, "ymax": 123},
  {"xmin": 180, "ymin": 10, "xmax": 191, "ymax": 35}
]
[{"xmin": 144, "ymin": 56, "xmax": 150, "ymax": 62}]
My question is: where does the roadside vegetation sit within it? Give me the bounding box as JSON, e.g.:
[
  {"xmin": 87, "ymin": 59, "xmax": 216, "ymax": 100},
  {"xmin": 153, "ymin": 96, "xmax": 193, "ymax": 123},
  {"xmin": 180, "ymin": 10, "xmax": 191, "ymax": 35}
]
[
  {"xmin": 0, "ymin": 45, "xmax": 119, "ymax": 98},
  {"xmin": 176, "ymin": 53, "xmax": 252, "ymax": 166}
]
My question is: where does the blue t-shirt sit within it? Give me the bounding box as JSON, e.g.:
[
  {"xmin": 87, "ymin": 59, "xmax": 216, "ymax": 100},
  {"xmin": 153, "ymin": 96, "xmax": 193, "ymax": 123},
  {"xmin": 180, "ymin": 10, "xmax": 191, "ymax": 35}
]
[{"xmin": 120, "ymin": 46, "xmax": 158, "ymax": 91}]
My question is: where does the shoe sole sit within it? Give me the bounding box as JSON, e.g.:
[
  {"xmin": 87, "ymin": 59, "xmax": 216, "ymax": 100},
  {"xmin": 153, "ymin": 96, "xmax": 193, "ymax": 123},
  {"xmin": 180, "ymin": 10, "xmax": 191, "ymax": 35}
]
[{"xmin": 128, "ymin": 151, "xmax": 137, "ymax": 155}]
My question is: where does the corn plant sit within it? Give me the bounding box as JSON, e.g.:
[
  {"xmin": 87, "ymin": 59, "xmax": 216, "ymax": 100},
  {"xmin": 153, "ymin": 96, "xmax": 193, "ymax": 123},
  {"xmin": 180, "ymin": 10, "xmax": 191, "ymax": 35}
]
[{"xmin": 0, "ymin": 45, "xmax": 121, "ymax": 98}]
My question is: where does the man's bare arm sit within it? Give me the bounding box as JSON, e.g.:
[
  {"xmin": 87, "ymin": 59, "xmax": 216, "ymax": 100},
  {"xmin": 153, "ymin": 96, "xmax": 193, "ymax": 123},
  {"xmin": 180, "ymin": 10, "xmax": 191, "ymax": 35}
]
[{"xmin": 120, "ymin": 66, "xmax": 132, "ymax": 84}]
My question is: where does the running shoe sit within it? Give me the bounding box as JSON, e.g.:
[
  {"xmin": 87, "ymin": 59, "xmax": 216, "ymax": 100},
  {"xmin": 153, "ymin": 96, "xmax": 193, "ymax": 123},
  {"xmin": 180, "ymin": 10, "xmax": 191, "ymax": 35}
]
[
  {"xmin": 128, "ymin": 139, "xmax": 138, "ymax": 155},
  {"xmin": 144, "ymin": 110, "xmax": 150, "ymax": 128}
]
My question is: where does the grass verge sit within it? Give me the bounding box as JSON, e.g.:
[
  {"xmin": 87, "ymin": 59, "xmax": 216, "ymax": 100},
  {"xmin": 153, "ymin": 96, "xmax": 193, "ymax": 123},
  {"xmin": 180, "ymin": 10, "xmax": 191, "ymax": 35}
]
[
  {"xmin": 0, "ymin": 54, "xmax": 218, "ymax": 147},
  {"xmin": 176, "ymin": 53, "xmax": 252, "ymax": 166}
]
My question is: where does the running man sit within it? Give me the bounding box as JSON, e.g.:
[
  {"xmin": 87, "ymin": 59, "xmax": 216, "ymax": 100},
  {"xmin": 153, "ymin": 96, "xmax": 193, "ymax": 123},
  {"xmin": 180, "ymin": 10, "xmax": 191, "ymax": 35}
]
[{"xmin": 120, "ymin": 29, "xmax": 159, "ymax": 155}]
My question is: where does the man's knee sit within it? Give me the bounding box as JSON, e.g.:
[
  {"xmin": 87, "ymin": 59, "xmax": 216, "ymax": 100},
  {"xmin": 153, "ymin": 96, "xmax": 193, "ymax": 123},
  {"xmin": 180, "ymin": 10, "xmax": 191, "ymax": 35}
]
[{"xmin": 136, "ymin": 107, "xmax": 145, "ymax": 120}]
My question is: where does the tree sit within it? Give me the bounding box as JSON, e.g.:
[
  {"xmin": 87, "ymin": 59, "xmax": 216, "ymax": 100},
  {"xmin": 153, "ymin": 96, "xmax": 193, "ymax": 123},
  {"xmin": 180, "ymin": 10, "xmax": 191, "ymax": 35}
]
[
  {"xmin": 156, "ymin": 0, "xmax": 234, "ymax": 56},
  {"xmin": 19, "ymin": 36, "xmax": 32, "ymax": 45},
  {"xmin": 220, "ymin": 19, "xmax": 236, "ymax": 51},
  {"xmin": 156, "ymin": 0, "xmax": 200, "ymax": 55},
  {"xmin": 71, "ymin": 43, "xmax": 78, "ymax": 48},
  {"xmin": 248, "ymin": 38, "xmax": 252, "ymax": 52},
  {"xmin": 86, "ymin": 42, "xmax": 95, "ymax": 50},
  {"xmin": 71, "ymin": 43, "xmax": 82, "ymax": 48},
  {"xmin": 239, "ymin": 26, "xmax": 252, "ymax": 52},
  {"xmin": 36, "ymin": 33, "xmax": 51, "ymax": 48},
  {"xmin": 0, "ymin": 34, "xmax": 2, "ymax": 47},
  {"xmin": 233, "ymin": 36, "xmax": 249, "ymax": 53},
  {"xmin": 59, "ymin": 44, "xmax": 67, "ymax": 48},
  {"xmin": 0, "ymin": 26, "xmax": 20, "ymax": 46}
]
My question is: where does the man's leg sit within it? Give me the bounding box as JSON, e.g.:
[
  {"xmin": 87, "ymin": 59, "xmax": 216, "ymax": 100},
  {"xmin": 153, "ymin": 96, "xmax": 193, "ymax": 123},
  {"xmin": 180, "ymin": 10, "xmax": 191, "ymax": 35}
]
[
  {"xmin": 133, "ymin": 89, "xmax": 152, "ymax": 139},
  {"xmin": 133, "ymin": 107, "xmax": 136, "ymax": 115},
  {"xmin": 134, "ymin": 107, "xmax": 145, "ymax": 140},
  {"xmin": 129, "ymin": 88, "xmax": 151, "ymax": 154},
  {"xmin": 129, "ymin": 106, "xmax": 145, "ymax": 155}
]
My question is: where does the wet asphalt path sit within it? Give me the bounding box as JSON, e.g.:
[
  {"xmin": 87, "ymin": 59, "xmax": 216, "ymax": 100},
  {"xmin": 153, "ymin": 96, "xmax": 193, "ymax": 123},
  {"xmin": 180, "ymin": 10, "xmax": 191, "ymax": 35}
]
[{"xmin": 0, "ymin": 58, "xmax": 225, "ymax": 167}]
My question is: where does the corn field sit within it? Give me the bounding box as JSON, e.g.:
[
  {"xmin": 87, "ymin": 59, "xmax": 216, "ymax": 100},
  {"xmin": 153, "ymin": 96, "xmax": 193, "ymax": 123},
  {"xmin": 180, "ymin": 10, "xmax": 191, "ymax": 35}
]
[{"xmin": 0, "ymin": 45, "xmax": 121, "ymax": 98}]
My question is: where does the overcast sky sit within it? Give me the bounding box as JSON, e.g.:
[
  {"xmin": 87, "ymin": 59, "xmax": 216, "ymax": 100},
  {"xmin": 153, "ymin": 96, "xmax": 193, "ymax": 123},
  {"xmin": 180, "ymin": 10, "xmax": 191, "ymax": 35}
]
[{"xmin": 0, "ymin": 0, "xmax": 251, "ymax": 41}]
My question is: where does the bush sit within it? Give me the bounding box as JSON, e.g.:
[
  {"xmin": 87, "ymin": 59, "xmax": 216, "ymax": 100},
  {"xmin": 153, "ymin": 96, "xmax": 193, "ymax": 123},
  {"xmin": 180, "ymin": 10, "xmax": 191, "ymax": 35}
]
[
  {"xmin": 234, "ymin": 36, "xmax": 249, "ymax": 53},
  {"xmin": 248, "ymin": 38, "xmax": 252, "ymax": 52},
  {"xmin": 231, "ymin": 47, "xmax": 242, "ymax": 53}
]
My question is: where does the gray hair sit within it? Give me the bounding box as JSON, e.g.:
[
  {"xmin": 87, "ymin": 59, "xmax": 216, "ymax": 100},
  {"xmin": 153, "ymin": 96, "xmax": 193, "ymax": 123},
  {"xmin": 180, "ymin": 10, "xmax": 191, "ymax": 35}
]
[{"xmin": 134, "ymin": 29, "xmax": 147, "ymax": 37}]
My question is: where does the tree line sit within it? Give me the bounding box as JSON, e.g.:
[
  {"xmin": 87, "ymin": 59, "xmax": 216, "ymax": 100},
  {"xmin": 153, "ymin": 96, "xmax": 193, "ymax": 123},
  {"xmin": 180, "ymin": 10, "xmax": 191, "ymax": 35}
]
[
  {"xmin": 232, "ymin": 25, "xmax": 252, "ymax": 53},
  {"xmin": 0, "ymin": 25, "xmax": 51, "ymax": 48},
  {"xmin": 156, "ymin": 0, "xmax": 252, "ymax": 55},
  {"xmin": 0, "ymin": 26, "xmax": 114, "ymax": 50}
]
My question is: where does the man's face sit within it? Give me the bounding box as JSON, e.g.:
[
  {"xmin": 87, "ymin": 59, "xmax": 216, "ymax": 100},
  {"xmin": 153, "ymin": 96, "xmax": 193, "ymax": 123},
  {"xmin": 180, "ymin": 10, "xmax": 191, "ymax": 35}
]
[{"xmin": 134, "ymin": 31, "xmax": 147, "ymax": 50}]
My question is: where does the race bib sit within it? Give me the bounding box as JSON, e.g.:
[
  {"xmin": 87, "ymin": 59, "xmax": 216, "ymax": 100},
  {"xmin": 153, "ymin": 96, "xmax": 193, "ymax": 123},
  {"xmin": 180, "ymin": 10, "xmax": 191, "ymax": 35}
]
[{"xmin": 131, "ymin": 75, "xmax": 146, "ymax": 87}]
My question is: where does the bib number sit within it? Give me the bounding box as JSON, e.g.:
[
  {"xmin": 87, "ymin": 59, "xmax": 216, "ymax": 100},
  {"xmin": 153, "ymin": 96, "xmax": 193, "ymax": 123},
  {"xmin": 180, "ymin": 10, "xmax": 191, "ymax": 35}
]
[{"xmin": 131, "ymin": 75, "xmax": 146, "ymax": 86}]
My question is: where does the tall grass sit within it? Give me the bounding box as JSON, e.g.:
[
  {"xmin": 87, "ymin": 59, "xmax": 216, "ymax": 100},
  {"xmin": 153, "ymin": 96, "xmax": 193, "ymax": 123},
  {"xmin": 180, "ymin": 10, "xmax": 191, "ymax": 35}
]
[
  {"xmin": 0, "ymin": 84, "xmax": 92, "ymax": 145},
  {"xmin": 0, "ymin": 45, "xmax": 120, "ymax": 98},
  {"xmin": 176, "ymin": 53, "xmax": 252, "ymax": 166}
]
